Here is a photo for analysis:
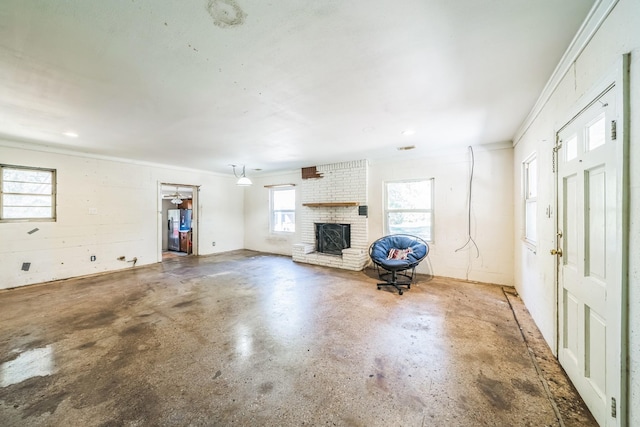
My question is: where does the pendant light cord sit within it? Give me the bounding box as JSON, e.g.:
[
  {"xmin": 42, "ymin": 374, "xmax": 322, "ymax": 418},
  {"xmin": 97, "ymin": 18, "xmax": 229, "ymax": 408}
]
[{"xmin": 455, "ymin": 146, "xmax": 479, "ymax": 258}]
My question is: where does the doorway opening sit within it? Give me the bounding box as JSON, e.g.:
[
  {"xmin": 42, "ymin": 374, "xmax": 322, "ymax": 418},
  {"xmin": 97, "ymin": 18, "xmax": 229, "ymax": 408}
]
[{"xmin": 159, "ymin": 183, "xmax": 199, "ymax": 262}]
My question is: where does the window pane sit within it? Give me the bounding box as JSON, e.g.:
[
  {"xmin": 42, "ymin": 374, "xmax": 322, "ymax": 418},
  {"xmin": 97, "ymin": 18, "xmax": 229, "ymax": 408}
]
[
  {"xmin": 388, "ymin": 212, "xmax": 431, "ymax": 241},
  {"xmin": 273, "ymin": 211, "xmax": 295, "ymax": 232},
  {"xmin": 565, "ymin": 135, "xmax": 578, "ymax": 161},
  {"xmin": 3, "ymin": 168, "xmax": 52, "ymax": 184},
  {"xmin": 3, "ymin": 181, "xmax": 52, "ymax": 194},
  {"xmin": 587, "ymin": 115, "xmax": 605, "ymax": 151},
  {"xmin": 4, "ymin": 194, "xmax": 52, "ymax": 207},
  {"xmin": 387, "ymin": 180, "xmax": 431, "ymax": 210},
  {"xmin": 273, "ymin": 189, "xmax": 295, "ymax": 210},
  {"xmin": 527, "ymin": 158, "xmax": 537, "ymax": 198},
  {"xmin": 1, "ymin": 166, "xmax": 55, "ymax": 221},
  {"xmin": 3, "ymin": 206, "xmax": 52, "ymax": 218},
  {"xmin": 270, "ymin": 187, "xmax": 295, "ymax": 233}
]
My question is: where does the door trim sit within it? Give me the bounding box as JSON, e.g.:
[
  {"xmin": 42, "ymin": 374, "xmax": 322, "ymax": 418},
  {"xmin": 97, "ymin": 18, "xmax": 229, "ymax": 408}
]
[{"xmin": 157, "ymin": 182, "xmax": 200, "ymax": 262}]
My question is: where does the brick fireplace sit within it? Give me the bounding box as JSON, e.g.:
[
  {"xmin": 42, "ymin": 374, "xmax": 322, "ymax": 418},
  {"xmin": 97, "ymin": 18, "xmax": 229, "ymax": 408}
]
[{"xmin": 292, "ymin": 160, "xmax": 369, "ymax": 271}]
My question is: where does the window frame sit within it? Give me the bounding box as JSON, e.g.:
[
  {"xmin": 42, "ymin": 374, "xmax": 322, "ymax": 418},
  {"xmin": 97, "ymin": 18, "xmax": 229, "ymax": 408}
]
[
  {"xmin": 522, "ymin": 153, "xmax": 537, "ymax": 248},
  {"xmin": 269, "ymin": 186, "xmax": 295, "ymax": 234},
  {"xmin": 1, "ymin": 164, "xmax": 57, "ymax": 222},
  {"xmin": 383, "ymin": 178, "xmax": 434, "ymax": 243}
]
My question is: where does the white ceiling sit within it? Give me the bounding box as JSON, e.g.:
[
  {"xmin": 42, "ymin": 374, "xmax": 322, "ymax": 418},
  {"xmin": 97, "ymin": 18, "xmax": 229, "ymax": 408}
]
[{"xmin": 0, "ymin": 0, "xmax": 595, "ymax": 175}]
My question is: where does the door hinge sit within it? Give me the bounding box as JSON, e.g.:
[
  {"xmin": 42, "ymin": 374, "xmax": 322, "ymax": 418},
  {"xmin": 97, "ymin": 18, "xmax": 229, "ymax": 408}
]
[
  {"xmin": 611, "ymin": 397, "xmax": 617, "ymax": 418},
  {"xmin": 611, "ymin": 120, "xmax": 617, "ymax": 140}
]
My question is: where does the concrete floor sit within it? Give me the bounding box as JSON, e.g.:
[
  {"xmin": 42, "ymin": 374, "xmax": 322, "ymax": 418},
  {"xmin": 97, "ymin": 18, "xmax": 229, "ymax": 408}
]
[{"xmin": 0, "ymin": 250, "xmax": 596, "ymax": 426}]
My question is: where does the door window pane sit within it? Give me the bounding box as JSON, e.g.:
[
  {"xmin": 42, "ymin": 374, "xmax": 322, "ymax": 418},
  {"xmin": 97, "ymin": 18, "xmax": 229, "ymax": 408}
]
[
  {"xmin": 587, "ymin": 115, "xmax": 606, "ymax": 151},
  {"xmin": 565, "ymin": 134, "xmax": 578, "ymax": 161}
]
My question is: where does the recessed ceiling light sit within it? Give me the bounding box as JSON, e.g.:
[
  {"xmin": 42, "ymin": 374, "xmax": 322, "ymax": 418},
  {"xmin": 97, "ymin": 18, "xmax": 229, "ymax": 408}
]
[
  {"xmin": 63, "ymin": 131, "xmax": 79, "ymax": 138},
  {"xmin": 401, "ymin": 130, "xmax": 415, "ymax": 136},
  {"xmin": 397, "ymin": 145, "xmax": 416, "ymax": 151}
]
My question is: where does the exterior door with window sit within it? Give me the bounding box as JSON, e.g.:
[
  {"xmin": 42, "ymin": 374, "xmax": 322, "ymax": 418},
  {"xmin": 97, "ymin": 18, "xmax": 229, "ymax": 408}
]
[{"xmin": 555, "ymin": 86, "xmax": 622, "ymax": 426}]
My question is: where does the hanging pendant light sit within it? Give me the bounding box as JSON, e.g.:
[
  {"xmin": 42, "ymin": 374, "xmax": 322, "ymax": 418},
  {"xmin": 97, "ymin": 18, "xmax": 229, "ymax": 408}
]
[{"xmin": 231, "ymin": 164, "xmax": 253, "ymax": 186}]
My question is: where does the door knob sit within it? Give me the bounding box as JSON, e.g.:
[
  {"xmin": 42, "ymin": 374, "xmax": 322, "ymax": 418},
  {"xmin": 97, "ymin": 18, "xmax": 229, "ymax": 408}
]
[{"xmin": 550, "ymin": 248, "xmax": 563, "ymax": 256}]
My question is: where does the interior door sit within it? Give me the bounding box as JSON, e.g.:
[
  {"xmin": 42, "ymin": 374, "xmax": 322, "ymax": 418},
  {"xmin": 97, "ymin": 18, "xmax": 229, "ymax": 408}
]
[{"xmin": 555, "ymin": 86, "xmax": 620, "ymax": 426}]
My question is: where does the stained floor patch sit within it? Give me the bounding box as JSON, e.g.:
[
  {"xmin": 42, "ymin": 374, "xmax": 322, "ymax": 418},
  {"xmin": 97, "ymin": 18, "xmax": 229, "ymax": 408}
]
[
  {"xmin": 476, "ymin": 372, "xmax": 513, "ymax": 411},
  {"xmin": 0, "ymin": 345, "xmax": 55, "ymax": 387}
]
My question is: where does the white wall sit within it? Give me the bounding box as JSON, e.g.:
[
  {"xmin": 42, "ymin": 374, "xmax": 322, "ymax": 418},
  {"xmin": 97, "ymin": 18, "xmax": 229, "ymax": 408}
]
[
  {"xmin": 369, "ymin": 146, "xmax": 514, "ymax": 285},
  {"xmin": 243, "ymin": 170, "xmax": 302, "ymax": 255},
  {"xmin": 245, "ymin": 146, "xmax": 515, "ymax": 286},
  {"xmin": 512, "ymin": 0, "xmax": 640, "ymax": 423},
  {"xmin": 0, "ymin": 142, "xmax": 245, "ymax": 289}
]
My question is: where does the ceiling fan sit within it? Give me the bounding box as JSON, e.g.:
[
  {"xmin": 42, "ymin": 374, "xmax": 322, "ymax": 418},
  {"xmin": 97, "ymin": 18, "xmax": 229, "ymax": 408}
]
[{"xmin": 162, "ymin": 187, "xmax": 185, "ymax": 205}]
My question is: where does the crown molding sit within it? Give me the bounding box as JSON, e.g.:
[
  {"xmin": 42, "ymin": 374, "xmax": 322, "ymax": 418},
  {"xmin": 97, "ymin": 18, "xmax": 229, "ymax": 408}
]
[{"xmin": 0, "ymin": 138, "xmax": 229, "ymax": 177}]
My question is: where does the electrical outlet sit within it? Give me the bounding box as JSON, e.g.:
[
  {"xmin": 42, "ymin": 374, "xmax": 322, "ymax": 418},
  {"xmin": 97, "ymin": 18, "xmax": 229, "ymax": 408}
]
[
  {"xmin": 212, "ymin": 241, "xmax": 216, "ymax": 246},
  {"xmin": 90, "ymin": 255, "xmax": 96, "ymax": 261}
]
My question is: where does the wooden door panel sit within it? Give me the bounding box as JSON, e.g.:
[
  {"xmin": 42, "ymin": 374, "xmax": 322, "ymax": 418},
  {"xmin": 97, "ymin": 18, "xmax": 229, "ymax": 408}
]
[{"xmin": 585, "ymin": 166, "xmax": 607, "ymax": 281}]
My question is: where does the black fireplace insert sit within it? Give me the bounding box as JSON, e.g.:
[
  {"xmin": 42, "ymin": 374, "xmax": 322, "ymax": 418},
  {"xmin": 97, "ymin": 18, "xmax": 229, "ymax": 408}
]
[{"xmin": 315, "ymin": 223, "xmax": 351, "ymax": 255}]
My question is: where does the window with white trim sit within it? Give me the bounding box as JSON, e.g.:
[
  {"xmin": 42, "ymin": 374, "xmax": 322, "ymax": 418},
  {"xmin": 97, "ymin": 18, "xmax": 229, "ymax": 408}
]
[
  {"xmin": 384, "ymin": 178, "xmax": 433, "ymax": 242},
  {"xmin": 1, "ymin": 165, "xmax": 56, "ymax": 221},
  {"xmin": 523, "ymin": 154, "xmax": 537, "ymax": 244},
  {"xmin": 270, "ymin": 186, "xmax": 295, "ymax": 233}
]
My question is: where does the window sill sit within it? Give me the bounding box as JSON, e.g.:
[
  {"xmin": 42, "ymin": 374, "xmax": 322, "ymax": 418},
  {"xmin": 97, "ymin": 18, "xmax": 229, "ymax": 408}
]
[{"xmin": 523, "ymin": 239, "xmax": 537, "ymax": 254}]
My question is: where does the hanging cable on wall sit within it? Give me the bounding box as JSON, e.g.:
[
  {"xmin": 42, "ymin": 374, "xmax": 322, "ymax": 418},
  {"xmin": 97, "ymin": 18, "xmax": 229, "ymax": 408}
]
[{"xmin": 455, "ymin": 145, "xmax": 480, "ymax": 258}]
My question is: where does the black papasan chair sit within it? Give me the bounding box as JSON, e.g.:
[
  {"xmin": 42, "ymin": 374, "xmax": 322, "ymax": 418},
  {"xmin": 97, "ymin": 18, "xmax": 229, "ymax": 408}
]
[{"xmin": 369, "ymin": 234, "xmax": 429, "ymax": 295}]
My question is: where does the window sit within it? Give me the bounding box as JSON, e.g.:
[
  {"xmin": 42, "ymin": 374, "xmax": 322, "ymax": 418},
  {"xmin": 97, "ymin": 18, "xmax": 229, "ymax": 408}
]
[
  {"xmin": 270, "ymin": 186, "xmax": 295, "ymax": 233},
  {"xmin": 1, "ymin": 165, "xmax": 56, "ymax": 221},
  {"xmin": 384, "ymin": 178, "xmax": 433, "ymax": 241},
  {"xmin": 523, "ymin": 154, "xmax": 537, "ymax": 244}
]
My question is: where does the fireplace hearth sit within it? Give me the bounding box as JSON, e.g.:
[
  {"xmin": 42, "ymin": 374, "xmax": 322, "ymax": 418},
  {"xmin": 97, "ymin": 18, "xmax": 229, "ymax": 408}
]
[{"xmin": 316, "ymin": 223, "xmax": 350, "ymax": 255}]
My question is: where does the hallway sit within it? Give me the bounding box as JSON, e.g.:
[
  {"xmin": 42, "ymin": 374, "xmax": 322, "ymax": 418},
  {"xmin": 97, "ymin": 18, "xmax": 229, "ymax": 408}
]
[{"xmin": 0, "ymin": 251, "xmax": 595, "ymax": 426}]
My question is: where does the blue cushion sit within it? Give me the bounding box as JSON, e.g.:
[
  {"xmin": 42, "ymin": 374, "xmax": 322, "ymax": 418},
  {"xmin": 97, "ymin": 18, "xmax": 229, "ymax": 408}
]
[{"xmin": 370, "ymin": 235, "xmax": 428, "ymax": 271}]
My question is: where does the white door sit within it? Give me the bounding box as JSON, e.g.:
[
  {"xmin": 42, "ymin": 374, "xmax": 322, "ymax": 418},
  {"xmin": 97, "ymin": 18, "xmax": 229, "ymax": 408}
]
[{"xmin": 555, "ymin": 86, "xmax": 621, "ymax": 426}]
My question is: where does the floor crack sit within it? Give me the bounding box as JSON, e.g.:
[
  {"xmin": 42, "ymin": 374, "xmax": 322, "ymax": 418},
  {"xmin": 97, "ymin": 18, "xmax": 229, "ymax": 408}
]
[{"xmin": 502, "ymin": 286, "xmax": 565, "ymax": 427}]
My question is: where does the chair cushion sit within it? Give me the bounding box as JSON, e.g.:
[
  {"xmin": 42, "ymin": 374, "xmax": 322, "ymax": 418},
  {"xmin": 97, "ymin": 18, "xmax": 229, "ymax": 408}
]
[{"xmin": 370, "ymin": 234, "xmax": 428, "ymax": 272}]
